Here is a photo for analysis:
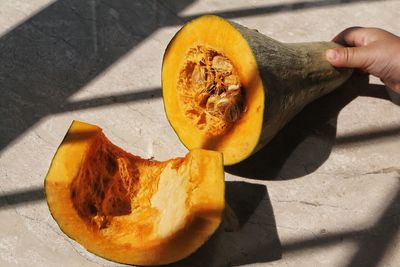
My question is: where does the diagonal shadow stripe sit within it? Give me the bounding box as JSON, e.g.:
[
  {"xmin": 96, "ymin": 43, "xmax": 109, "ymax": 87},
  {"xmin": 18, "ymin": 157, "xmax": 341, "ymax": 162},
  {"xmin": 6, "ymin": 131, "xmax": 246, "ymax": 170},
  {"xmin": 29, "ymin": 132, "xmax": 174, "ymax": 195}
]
[
  {"xmin": 0, "ymin": 0, "xmax": 388, "ymax": 153},
  {"xmin": 0, "ymin": 0, "xmax": 192, "ymax": 152},
  {"xmin": 0, "ymin": 187, "xmax": 45, "ymax": 209},
  {"xmin": 57, "ymin": 87, "xmax": 162, "ymax": 113},
  {"xmin": 280, "ymin": 187, "xmax": 400, "ymax": 267},
  {"xmin": 346, "ymin": 188, "xmax": 400, "ymax": 267},
  {"xmin": 0, "ymin": 177, "xmax": 397, "ymax": 266},
  {"xmin": 177, "ymin": 0, "xmax": 385, "ymax": 22},
  {"xmin": 335, "ymin": 125, "xmax": 400, "ymax": 147}
]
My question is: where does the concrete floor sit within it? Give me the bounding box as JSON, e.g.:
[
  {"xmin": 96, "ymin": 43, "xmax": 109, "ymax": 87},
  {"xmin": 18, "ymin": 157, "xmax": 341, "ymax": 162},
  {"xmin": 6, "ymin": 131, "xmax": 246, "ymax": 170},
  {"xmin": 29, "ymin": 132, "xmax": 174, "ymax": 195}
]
[{"xmin": 1, "ymin": 0, "xmax": 400, "ymax": 266}]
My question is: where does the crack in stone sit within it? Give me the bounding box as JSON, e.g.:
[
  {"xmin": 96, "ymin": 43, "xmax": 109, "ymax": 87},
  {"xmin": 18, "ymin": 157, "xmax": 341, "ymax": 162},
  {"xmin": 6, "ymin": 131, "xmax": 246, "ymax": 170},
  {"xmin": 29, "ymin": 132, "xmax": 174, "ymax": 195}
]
[
  {"xmin": 28, "ymin": 21, "xmax": 81, "ymax": 55},
  {"xmin": 67, "ymin": 2, "xmax": 96, "ymax": 22},
  {"xmin": 126, "ymin": 106, "xmax": 155, "ymax": 123},
  {"xmin": 365, "ymin": 167, "xmax": 400, "ymax": 175},
  {"xmin": 271, "ymin": 198, "xmax": 359, "ymax": 212},
  {"xmin": 33, "ymin": 130, "xmax": 53, "ymax": 146},
  {"xmin": 3, "ymin": 186, "xmax": 98, "ymax": 266},
  {"xmin": 38, "ymin": 216, "xmax": 99, "ymax": 265},
  {"xmin": 14, "ymin": 210, "xmax": 40, "ymax": 223},
  {"xmin": 13, "ymin": 209, "xmax": 93, "ymax": 263},
  {"xmin": 319, "ymin": 167, "xmax": 400, "ymax": 180}
]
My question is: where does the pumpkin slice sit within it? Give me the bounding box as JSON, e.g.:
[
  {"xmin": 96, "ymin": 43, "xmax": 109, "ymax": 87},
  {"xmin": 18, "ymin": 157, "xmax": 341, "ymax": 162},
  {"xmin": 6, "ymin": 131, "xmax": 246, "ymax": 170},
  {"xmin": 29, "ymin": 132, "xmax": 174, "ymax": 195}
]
[
  {"xmin": 45, "ymin": 121, "xmax": 224, "ymax": 266},
  {"xmin": 162, "ymin": 15, "xmax": 352, "ymax": 165}
]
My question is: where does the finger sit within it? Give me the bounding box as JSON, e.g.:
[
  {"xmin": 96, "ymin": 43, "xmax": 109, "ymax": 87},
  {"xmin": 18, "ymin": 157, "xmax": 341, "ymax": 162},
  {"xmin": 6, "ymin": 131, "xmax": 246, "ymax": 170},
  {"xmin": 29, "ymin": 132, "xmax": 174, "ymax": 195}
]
[
  {"xmin": 333, "ymin": 27, "xmax": 377, "ymax": 46},
  {"xmin": 332, "ymin": 26, "xmax": 364, "ymax": 46},
  {"xmin": 382, "ymin": 79, "xmax": 400, "ymax": 94},
  {"xmin": 325, "ymin": 47, "xmax": 371, "ymax": 69}
]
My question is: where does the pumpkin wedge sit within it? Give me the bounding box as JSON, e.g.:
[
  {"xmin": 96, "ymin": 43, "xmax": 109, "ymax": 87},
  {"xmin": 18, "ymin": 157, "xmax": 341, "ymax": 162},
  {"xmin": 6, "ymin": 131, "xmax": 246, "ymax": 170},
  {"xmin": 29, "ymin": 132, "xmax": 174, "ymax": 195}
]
[
  {"xmin": 162, "ymin": 15, "xmax": 352, "ymax": 165},
  {"xmin": 45, "ymin": 121, "xmax": 224, "ymax": 266}
]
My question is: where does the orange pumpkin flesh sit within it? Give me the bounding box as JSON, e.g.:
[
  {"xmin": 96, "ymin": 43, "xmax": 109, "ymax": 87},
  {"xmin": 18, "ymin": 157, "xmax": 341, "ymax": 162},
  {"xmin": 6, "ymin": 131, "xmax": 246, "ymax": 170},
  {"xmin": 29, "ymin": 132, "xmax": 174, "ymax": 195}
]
[
  {"xmin": 162, "ymin": 16, "xmax": 264, "ymax": 165},
  {"xmin": 45, "ymin": 121, "xmax": 224, "ymax": 265}
]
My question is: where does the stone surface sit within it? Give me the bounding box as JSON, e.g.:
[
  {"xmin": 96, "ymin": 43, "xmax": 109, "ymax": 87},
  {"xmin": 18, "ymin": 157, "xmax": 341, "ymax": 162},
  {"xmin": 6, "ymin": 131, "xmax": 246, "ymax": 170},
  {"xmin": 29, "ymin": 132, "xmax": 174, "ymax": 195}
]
[{"xmin": 1, "ymin": 0, "xmax": 399, "ymax": 266}]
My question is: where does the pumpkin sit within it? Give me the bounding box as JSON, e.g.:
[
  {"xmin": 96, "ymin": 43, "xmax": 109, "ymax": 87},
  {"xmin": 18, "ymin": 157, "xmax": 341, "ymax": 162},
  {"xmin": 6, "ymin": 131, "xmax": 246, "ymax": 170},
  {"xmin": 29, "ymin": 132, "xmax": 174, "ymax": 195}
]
[
  {"xmin": 44, "ymin": 121, "xmax": 224, "ymax": 265},
  {"xmin": 162, "ymin": 15, "xmax": 352, "ymax": 165}
]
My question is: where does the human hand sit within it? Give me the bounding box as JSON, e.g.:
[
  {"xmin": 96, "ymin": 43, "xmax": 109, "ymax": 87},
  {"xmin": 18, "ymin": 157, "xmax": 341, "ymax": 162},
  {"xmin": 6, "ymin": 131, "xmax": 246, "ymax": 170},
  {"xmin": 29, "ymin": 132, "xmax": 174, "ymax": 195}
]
[{"xmin": 325, "ymin": 27, "xmax": 400, "ymax": 94}]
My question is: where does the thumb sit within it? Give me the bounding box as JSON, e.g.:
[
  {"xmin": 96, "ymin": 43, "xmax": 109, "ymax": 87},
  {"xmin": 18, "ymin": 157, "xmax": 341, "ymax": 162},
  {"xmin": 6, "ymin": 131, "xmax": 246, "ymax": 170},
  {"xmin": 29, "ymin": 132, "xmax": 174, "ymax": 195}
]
[{"xmin": 325, "ymin": 47, "xmax": 370, "ymax": 69}]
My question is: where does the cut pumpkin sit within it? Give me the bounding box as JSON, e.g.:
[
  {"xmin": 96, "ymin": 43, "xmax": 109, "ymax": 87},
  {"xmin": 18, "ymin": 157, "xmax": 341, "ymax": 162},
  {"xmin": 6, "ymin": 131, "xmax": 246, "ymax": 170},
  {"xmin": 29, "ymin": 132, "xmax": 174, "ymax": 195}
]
[
  {"xmin": 45, "ymin": 121, "xmax": 224, "ymax": 266},
  {"xmin": 162, "ymin": 15, "xmax": 352, "ymax": 165}
]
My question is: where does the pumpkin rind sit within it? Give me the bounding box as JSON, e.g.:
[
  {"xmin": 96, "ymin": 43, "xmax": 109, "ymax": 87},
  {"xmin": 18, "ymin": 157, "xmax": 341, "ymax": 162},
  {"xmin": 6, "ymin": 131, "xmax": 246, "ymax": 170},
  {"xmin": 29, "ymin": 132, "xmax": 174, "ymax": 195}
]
[{"xmin": 45, "ymin": 120, "xmax": 224, "ymax": 265}]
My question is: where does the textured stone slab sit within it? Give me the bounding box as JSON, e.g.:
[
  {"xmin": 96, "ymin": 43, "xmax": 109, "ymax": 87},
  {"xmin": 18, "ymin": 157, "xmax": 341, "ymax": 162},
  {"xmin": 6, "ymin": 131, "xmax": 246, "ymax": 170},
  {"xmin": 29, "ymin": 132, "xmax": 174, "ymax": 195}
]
[{"xmin": 1, "ymin": 0, "xmax": 399, "ymax": 266}]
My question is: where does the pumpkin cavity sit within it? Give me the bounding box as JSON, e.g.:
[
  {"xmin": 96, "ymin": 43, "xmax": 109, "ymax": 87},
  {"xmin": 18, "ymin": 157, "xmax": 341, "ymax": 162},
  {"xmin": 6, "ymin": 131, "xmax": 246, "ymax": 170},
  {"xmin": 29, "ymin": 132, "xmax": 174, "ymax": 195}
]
[
  {"xmin": 177, "ymin": 46, "xmax": 245, "ymax": 136},
  {"xmin": 70, "ymin": 132, "xmax": 140, "ymax": 230}
]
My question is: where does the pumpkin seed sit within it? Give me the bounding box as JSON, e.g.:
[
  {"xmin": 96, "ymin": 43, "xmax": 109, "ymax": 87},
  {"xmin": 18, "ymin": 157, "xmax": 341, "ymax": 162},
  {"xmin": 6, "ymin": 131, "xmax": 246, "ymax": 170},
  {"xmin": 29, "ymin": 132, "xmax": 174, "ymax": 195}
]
[{"xmin": 178, "ymin": 45, "xmax": 245, "ymax": 135}]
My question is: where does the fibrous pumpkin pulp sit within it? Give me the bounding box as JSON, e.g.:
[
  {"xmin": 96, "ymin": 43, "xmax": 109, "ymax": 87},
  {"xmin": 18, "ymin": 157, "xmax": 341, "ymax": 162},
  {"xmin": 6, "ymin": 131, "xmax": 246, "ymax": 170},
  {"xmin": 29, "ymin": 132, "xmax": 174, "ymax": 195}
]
[
  {"xmin": 162, "ymin": 15, "xmax": 352, "ymax": 165},
  {"xmin": 45, "ymin": 121, "xmax": 224, "ymax": 266}
]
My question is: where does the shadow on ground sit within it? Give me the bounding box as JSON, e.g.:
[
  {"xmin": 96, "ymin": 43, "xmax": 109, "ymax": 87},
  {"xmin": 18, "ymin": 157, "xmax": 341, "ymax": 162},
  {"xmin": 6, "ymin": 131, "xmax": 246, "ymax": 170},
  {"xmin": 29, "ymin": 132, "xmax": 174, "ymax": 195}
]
[
  {"xmin": 226, "ymin": 74, "xmax": 398, "ymax": 180},
  {"xmin": 181, "ymin": 0, "xmax": 385, "ymax": 22},
  {"xmin": 282, "ymin": 185, "xmax": 400, "ymax": 267},
  {"xmin": 172, "ymin": 181, "xmax": 281, "ymax": 267},
  {"xmin": 0, "ymin": 0, "xmax": 385, "ymax": 153},
  {"xmin": 1, "ymin": 1, "xmax": 398, "ymax": 267},
  {"xmin": 0, "ymin": 183, "xmax": 281, "ymax": 266},
  {"xmin": 0, "ymin": 187, "xmax": 44, "ymax": 209},
  {"xmin": 1, "ymin": 180, "xmax": 399, "ymax": 267},
  {"xmin": 0, "ymin": 0, "xmax": 191, "ymax": 152}
]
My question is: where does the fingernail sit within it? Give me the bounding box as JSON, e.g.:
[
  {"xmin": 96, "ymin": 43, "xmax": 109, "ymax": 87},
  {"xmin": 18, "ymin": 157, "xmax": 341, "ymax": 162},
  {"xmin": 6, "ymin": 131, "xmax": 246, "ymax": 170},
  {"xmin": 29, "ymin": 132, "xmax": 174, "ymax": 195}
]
[{"xmin": 326, "ymin": 49, "xmax": 338, "ymax": 61}]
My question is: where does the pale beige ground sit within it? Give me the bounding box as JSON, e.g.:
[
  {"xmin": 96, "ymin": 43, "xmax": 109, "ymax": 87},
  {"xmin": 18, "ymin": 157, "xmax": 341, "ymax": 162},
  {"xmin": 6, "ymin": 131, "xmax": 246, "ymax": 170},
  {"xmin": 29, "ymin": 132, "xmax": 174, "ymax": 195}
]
[{"xmin": 0, "ymin": 1, "xmax": 399, "ymax": 266}]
